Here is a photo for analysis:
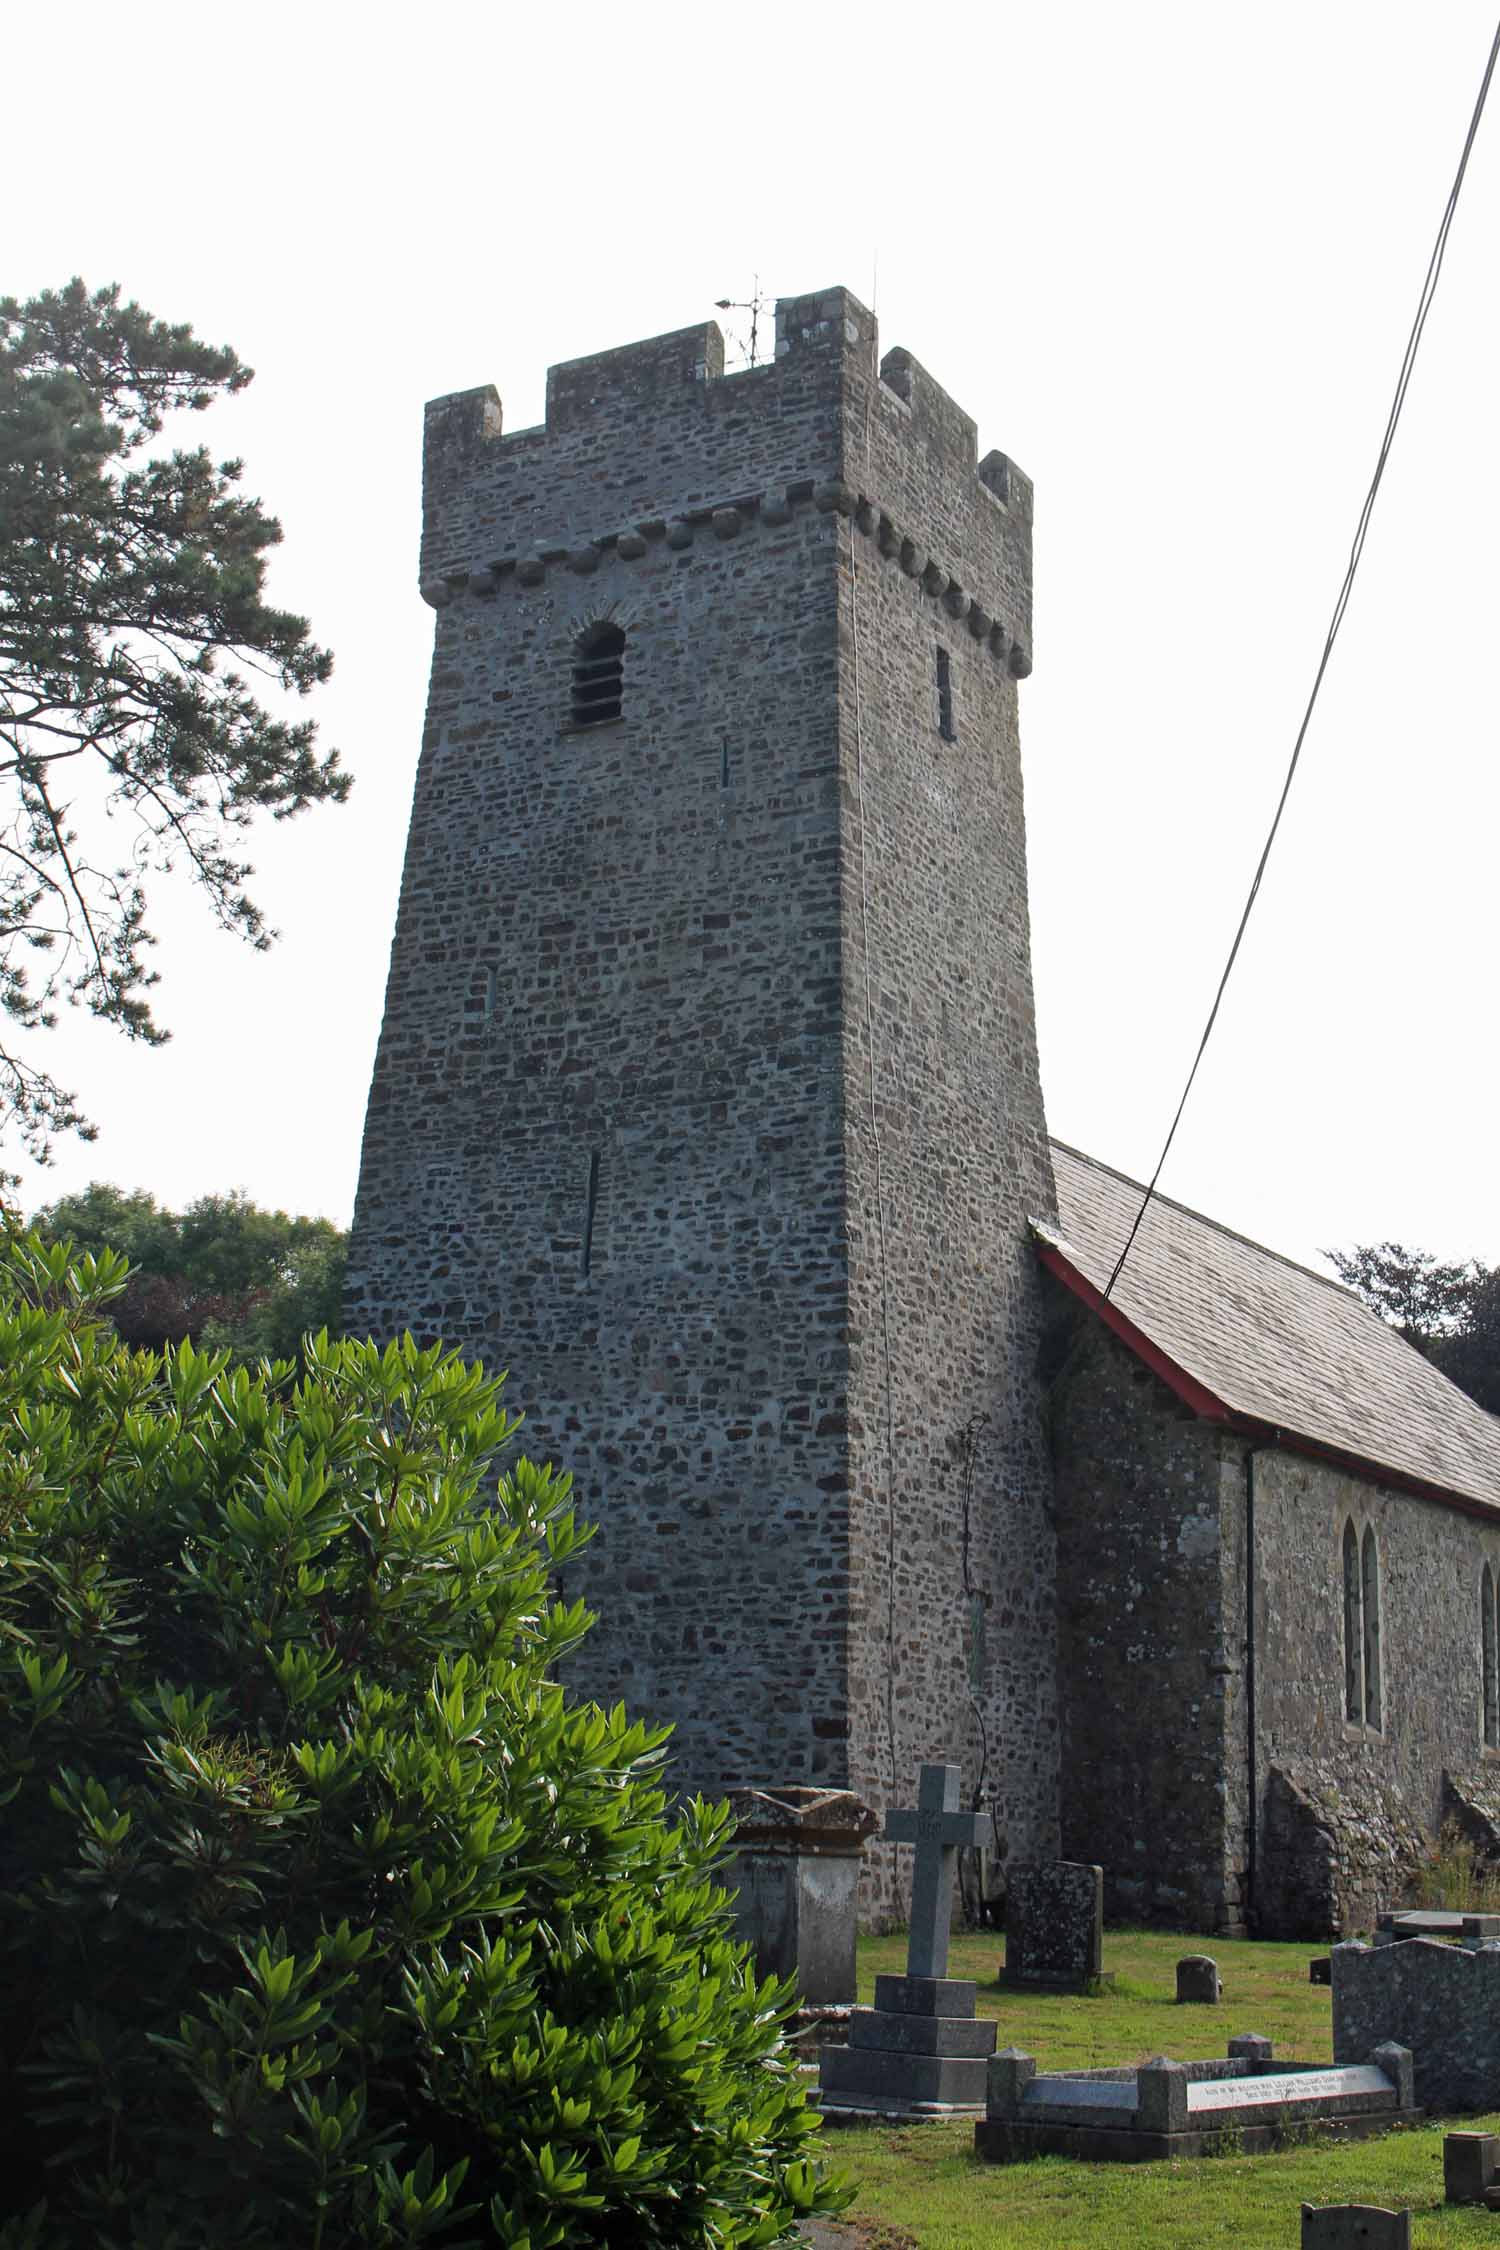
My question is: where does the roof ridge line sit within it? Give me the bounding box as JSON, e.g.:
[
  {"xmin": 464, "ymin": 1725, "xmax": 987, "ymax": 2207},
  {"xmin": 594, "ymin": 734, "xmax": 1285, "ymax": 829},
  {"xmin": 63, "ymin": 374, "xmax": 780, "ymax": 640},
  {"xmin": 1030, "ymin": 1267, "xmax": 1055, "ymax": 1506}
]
[{"xmin": 1046, "ymin": 1137, "xmax": 1365, "ymax": 1308}]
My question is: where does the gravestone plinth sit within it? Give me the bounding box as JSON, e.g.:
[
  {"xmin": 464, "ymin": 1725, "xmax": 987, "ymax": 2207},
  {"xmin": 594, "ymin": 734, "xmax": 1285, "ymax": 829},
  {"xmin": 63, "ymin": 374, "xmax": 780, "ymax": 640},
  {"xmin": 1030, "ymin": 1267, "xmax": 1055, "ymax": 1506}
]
[
  {"xmin": 999, "ymin": 1860, "xmax": 1113, "ymax": 1993},
  {"xmin": 722, "ymin": 1786, "xmax": 877, "ymax": 2004},
  {"xmin": 1301, "ymin": 2207, "xmax": 1410, "ymax": 2250},
  {"xmin": 975, "ymin": 2035, "xmax": 1419, "ymax": 2162},
  {"xmin": 818, "ymin": 1764, "xmax": 996, "ymax": 2117}
]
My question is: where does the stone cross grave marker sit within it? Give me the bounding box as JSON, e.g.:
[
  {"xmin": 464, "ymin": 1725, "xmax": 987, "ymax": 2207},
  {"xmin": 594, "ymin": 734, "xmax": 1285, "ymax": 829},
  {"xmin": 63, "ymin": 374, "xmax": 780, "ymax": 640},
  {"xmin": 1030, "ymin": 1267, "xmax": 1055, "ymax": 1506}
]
[
  {"xmin": 817, "ymin": 1762, "xmax": 996, "ymax": 2115},
  {"xmin": 885, "ymin": 1762, "xmax": 987, "ymax": 1979}
]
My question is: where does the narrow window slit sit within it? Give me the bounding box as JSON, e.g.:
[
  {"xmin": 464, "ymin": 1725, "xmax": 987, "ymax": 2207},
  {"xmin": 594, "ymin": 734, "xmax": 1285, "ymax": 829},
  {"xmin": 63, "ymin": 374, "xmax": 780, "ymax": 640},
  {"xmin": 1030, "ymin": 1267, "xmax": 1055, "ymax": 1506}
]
[
  {"xmin": 721, "ymin": 737, "xmax": 731, "ymax": 789},
  {"xmin": 581, "ymin": 1151, "xmax": 600, "ymax": 1277},
  {"xmin": 936, "ymin": 645, "xmax": 956, "ymax": 741}
]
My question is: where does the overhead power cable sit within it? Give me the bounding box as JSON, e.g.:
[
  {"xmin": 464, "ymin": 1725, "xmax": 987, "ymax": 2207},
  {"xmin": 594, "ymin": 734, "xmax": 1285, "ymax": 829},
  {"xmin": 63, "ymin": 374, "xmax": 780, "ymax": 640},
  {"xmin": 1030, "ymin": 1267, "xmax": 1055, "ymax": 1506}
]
[{"xmin": 1103, "ymin": 15, "xmax": 1500, "ymax": 1305}]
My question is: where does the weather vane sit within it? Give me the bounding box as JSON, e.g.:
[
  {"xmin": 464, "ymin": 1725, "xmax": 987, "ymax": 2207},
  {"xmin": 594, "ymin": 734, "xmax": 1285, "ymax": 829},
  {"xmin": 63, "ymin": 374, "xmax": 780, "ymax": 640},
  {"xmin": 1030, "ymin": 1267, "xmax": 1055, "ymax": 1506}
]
[{"xmin": 714, "ymin": 277, "xmax": 769, "ymax": 370}]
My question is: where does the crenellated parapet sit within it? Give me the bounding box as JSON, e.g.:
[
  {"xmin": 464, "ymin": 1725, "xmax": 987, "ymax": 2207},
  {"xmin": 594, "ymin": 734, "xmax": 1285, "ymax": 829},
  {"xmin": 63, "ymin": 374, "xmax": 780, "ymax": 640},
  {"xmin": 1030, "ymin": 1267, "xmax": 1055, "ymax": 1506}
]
[{"xmin": 418, "ymin": 286, "xmax": 1033, "ymax": 667}]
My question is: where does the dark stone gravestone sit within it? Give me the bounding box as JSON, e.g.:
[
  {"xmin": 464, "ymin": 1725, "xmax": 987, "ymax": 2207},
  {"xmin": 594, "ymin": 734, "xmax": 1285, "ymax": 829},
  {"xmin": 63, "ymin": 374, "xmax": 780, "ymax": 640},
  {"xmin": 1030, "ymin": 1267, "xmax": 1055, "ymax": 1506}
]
[
  {"xmin": 1334, "ymin": 1933, "xmax": 1500, "ymax": 2112},
  {"xmin": 1300, "ymin": 2207, "xmax": 1410, "ymax": 2249},
  {"xmin": 1000, "ymin": 1860, "xmax": 1111, "ymax": 1993},
  {"xmin": 818, "ymin": 1764, "xmax": 996, "ymax": 2115},
  {"xmin": 1444, "ymin": 2129, "xmax": 1500, "ymax": 2205},
  {"xmin": 722, "ymin": 1786, "xmax": 877, "ymax": 2004},
  {"xmin": 1176, "ymin": 1954, "xmax": 1221, "ymax": 2003}
]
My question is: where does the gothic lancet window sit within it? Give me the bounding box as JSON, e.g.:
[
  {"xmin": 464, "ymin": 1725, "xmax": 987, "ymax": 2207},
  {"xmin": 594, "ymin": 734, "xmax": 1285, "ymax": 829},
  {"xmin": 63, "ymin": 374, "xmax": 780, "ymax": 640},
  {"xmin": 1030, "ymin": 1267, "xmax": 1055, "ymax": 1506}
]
[
  {"xmin": 1342, "ymin": 1518, "xmax": 1383, "ymax": 1731},
  {"xmin": 572, "ymin": 622, "xmax": 625, "ymax": 726},
  {"xmin": 1361, "ymin": 1525, "xmax": 1382, "ymax": 1732},
  {"xmin": 1343, "ymin": 1519, "xmax": 1363, "ymax": 1723},
  {"xmin": 1484, "ymin": 1563, "xmax": 1498, "ymax": 1749}
]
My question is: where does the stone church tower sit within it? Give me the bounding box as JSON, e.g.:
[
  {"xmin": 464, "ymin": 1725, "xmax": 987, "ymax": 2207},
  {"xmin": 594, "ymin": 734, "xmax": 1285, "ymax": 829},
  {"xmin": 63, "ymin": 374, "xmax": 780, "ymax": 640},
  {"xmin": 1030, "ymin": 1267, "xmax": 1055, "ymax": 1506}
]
[{"xmin": 346, "ymin": 287, "xmax": 1061, "ymax": 1908}]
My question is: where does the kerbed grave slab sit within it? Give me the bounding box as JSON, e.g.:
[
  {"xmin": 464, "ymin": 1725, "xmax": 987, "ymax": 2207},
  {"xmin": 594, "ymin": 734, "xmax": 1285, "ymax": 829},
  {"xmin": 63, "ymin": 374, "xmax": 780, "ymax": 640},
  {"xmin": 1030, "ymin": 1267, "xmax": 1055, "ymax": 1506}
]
[
  {"xmin": 1374, "ymin": 1909, "xmax": 1500, "ymax": 1947},
  {"xmin": 974, "ymin": 2036, "xmax": 1419, "ymax": 2163}
]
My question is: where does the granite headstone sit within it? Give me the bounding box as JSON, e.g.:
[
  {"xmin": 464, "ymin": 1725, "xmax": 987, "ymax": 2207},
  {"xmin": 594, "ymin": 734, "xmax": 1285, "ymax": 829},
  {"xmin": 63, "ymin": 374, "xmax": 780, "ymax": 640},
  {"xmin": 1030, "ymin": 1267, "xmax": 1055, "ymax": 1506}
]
[
  {"xmin": 1334, "ymin": 1934, "xmax": 1500, "ymax": 2112},
  {"xmin": 1001, "ymin": 1860, "xmax": 1108, "ymax": 1991}
]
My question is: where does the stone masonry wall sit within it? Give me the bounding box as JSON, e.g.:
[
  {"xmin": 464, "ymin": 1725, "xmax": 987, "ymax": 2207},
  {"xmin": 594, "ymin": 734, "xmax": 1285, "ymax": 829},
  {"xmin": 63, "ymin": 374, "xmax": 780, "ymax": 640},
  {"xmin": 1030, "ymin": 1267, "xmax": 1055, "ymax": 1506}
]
[
  {"xmin": 1252, "ymin": 1450, "xmax": 1500, "ymax": 1934},
  {"xmin": 347, "ymin": 290, "xmax": 1060, "ymax": 1917},
  {"xmin": 1042, "ymin": 1296, "xmax": 1242, "ymax": 1930},
  {"xmin": 829, "ymin": 327, "xmax": 1059, "ymax": 1915},
  {"xmin": 1043, "ymin": 1298, "xmax": 1500, "ymax": 1936}
]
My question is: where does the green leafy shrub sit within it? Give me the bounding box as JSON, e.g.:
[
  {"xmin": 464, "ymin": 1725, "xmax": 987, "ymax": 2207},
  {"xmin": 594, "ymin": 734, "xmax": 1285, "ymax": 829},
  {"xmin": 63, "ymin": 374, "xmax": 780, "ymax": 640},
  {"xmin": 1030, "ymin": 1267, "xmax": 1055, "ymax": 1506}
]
[{"xmin": 0, "ymin": 1236, "xmax": 847, "ymax": 2248}]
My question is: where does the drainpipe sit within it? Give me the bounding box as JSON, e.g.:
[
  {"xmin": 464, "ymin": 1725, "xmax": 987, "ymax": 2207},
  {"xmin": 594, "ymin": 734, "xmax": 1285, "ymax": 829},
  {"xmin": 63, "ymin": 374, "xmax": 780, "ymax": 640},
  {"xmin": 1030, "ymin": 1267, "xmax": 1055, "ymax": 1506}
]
[
  {"xmin": 1243, "ymin": 1438, "xmax": 1280, "ymax": 1936},
  {"xmin": 1245, "ymin": 1445, "xmax": 1258, "ymax": 1933}
]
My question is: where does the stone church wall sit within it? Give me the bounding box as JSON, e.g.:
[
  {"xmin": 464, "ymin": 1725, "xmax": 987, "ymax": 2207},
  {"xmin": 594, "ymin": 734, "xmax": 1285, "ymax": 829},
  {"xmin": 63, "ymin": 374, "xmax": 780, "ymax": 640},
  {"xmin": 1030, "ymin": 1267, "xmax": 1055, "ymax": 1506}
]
[
  {"xmin": 1252, "ymin": 1450, "xmax": 1500, "ymax": 1935},
  {"xmin": 347, "ymin": 289, "xmax": 1062, "ymax": 1922},
  {"xmin": 347, "ymin": 305, "xmax": 858, "ymax": 1800},
  {"xmin": 1042, "ymin": 1296, "xmax": 1244, "ymax": 1930},
  {"xmin": 831, "ymin": 324, "xmax": 1060, "ymax": 1911},
  {"xmin": 1044, "ymin": 1291, "xmax": 1500, "ymax": 1936}
]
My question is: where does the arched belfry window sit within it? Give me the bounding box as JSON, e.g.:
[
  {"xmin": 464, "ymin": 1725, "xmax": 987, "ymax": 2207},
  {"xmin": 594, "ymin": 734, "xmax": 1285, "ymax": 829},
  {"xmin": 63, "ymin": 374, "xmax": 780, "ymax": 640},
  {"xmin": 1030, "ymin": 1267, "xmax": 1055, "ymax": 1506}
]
[
  {"xmin": 1483, "ymin": 1563, "xmax": 1498, "ymax": 1749},
  {"xmin": 572, "ymin": 622, "xmax": 625, "ymax": 727},
  {"xmin": 1343, "ymin": 1519, "xmax": 1363, "ymax": 1723}
]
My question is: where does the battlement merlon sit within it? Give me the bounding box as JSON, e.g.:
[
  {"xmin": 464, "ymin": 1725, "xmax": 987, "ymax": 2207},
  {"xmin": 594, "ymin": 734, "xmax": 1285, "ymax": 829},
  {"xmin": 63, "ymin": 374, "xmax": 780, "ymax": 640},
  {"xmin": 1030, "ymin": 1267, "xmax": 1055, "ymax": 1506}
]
[{"xmin": 417, "ymin": 286, "xmax": 1032, "ymax": 637}]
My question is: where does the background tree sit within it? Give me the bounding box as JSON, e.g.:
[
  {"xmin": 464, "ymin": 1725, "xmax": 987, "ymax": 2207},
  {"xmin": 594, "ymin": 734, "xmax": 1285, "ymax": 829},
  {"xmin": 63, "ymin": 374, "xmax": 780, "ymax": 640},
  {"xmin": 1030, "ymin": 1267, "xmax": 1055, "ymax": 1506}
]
[
  {"xmin": 31, "ymin": 1180, "xmax": 345, "ymax": 1361},
  {"xmin": 0, "ymin": 279, "xmax": 347, "ymax": 1158},
  {"xmin": 1327, "ymin": 1238, "xmax": 1500, "ymax": 1417},
  {"xmin": 1323, "ymin": 1241, "xmax": 1482, "ymax": 1348},
  {"xmin": 1430, "ymin": 1266, "xmax": 1500, "ymax": 1418}
]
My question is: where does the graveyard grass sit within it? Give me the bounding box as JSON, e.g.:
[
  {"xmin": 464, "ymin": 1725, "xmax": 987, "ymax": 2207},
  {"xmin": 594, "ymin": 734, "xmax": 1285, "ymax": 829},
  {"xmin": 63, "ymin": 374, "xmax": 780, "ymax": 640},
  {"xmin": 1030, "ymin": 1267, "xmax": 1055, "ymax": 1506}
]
[{"xmin": 819, "ymin": 1928, "xmax": 1500, "ymax": 2247}]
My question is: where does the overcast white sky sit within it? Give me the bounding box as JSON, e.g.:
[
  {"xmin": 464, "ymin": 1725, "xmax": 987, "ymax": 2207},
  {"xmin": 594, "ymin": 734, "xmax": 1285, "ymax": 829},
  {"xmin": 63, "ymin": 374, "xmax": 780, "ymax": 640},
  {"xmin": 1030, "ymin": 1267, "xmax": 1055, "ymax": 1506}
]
[{"xmin": 10, "ymin": 1, "xmax": 1500, "ymax": 1273}]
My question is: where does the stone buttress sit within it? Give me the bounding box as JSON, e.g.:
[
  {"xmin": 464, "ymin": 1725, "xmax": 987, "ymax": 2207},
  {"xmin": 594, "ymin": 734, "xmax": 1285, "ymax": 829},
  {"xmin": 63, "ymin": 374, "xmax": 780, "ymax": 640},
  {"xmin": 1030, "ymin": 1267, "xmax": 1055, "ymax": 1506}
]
[{"xmin": 346, "ymin": 287, "xmax": 1061, "ymax": 1918}]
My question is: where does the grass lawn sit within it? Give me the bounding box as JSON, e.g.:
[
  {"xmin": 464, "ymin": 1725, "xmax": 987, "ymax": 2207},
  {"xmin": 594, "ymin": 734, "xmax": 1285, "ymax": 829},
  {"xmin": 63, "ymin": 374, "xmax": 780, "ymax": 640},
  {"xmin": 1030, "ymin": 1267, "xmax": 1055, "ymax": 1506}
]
[{"xmin": 813, "ymin": 1928, "xmax": 1500, "ymax": 2248}]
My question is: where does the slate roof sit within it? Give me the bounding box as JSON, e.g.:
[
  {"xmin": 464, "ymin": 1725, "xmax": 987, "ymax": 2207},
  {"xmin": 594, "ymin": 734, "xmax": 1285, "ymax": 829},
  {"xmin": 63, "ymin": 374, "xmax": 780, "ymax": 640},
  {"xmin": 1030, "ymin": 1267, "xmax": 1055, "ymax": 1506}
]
[{"xmin": 1037, "ymin": 1140, "xmax": 1500, "ymax": 1517}]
